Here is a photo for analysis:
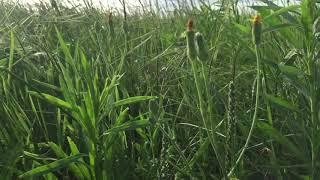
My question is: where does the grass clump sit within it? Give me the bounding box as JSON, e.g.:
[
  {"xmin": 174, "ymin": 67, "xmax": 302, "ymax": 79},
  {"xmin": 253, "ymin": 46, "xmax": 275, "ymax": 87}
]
[{"xmin": 0, "ymin": 0, "xmax": 320, "ymax": 179}]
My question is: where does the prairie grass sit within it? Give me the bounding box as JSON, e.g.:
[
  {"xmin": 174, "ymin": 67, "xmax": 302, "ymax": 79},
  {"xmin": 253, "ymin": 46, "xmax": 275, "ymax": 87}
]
[{"xmin": 0, "ymin": 0, "xmax": 320, "ymax": 179}]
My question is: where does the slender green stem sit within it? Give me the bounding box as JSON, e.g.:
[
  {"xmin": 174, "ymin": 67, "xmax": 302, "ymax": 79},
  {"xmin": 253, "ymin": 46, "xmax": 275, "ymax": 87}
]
[
  {"xmin": 307, "ymin": 47, "xmax": 317, "ymax": 179},
  {"xmin": 262, "ymin": 67, "xmax": 282, "ymax": 179},
  {"xmin": 310, "ymin": 84, "xmax": 317, "ymax": 179},
  {"xmin": 228, "ymin": 44, "xmax": 261, "ymax": 177},
  {"xmin": 189, "ymin": 59, "xmax": 224, "ymax": 176}
]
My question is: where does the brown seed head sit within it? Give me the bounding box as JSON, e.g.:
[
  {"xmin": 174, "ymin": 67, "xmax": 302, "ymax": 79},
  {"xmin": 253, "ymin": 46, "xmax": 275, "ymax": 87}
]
[
  {"xmin": 252, "ymin": 14, "xmax": 262, "ymax": 45},
  {"xmin": 252, "ymin": 14, "xmax": 261, "ymax": 25},
  {"xmin": 187, "ymin": 19, "xmax": 193, "ymax": 31},
  {"xmin": 108, "ymin": 12, "xmax": 112, "ymax": 21}
]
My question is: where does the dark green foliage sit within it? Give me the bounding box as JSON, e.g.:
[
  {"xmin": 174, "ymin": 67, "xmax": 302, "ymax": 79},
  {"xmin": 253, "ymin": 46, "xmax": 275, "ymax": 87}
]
[{"xmin": 0, "ymin": 0, "xmax": 319, "ymax": 179}]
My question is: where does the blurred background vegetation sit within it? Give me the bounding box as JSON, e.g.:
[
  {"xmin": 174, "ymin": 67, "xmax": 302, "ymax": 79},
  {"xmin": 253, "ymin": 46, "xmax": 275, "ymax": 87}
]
[{"xmin": 0, "ymin": 0, "xmax": 319, "ymax": 179}]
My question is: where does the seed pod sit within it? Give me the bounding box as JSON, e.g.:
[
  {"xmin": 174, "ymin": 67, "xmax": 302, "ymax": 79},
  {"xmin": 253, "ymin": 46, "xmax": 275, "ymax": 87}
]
[
  {"xmin": 252, "ymin": 14, "xmax": 262, "ymax": 45},
  {"xmin": 195, "ymin": 32, "xmax": 209, "ymax": 61},
  {"xmin": 186, "ymin": 19, "xmax": 197, "ymax": 60}
]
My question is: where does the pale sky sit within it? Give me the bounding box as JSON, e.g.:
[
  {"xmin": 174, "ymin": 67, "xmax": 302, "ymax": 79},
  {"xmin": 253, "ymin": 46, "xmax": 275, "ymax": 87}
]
[
  {"xmin": 14, "ymin": 0, "xmax": 213, "ymax": 12},
  {"xmin": 13, "ymin": 0, "xmax": 297, "ymax": 11},
  {"xmin": 15, "ymin": 0, "xmax": 141, "ymax": 9},
  {"xmin": 14, "ymin": 0, "xmax": 229, "ymax": 8},
  {"xmin": 16, "ymin": 0, "xmax": 156, "ymax": 6}
]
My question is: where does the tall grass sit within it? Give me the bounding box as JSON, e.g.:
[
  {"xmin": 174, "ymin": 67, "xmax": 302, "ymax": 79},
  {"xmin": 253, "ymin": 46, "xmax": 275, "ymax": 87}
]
[{"xmin": 0, "ymin": 0, "xmax": 319, "ymax": 179}]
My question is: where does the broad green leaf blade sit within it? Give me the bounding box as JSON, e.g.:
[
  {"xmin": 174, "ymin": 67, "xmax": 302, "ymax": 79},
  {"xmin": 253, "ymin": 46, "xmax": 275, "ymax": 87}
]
[
  {"xmin": 127, "ymin": 35, "xmax": 153, "ymax": 55},
  {"xmin": 100, "ymin": 75, "xmax": 120, "ymax": 109},
  {"xmin": 48, "ymin": 142, "xmax": 85, "ymax": 179},
  {"xmin": 28, "ymin": 91, "xmax": 72, "ymax": 110},
  {"xmin": 264, "ymin": 5, "xmax": 300, "ymax": 21},
  {"xmin": 103, "ymin": 108, "xmax": 129, "ymax": 151},
  {"xmin": 0, "ymin": 58, "xmax": 7, "ymax": 67},
  {"xmin": 277, "ymin": 64, "xmax": 310, "ymax": 98},
  {"xmin": 67, "ymin": 137, "xmax": 81, "ymax": 156},
  {"xmin": 33, "ymin": 161, "xmax": 58, "ymax": 180},
  {"xmin": 189, "ymin": 138, "xmax": 210, "ymax": 167},
  {"xmin": 257, "ymin": 121, "xmax": 304, "ymax": 160},
  {"xmin": 257, "ymin": 0, "xmax": 299, "ymax": 24},
  {"xmin": 55, "ymin": 26, "xmax": 74, "ymax": 66},
  {"xmin": 31, "ymin": 79, "xmax": 61, "ymax": 92},
  {"xmin": 102, "ymin": 119, "xmax": 150, "ymax": 136},
  {"xmin": 113, "ymin": 96, "xmax": 157, "ymax": 107},
  {"xmin": 114, "ymin": 107, "xmax": 129, "ymax": 126},
  {"xmin": 19, "ymin": 154, "xmax": 86, "ymax": 178},
  {"xmin": 284, "ymin": 77, "xmax": 310, "ymax": 99},
  {"xmin": 23, "ymin": 151, "xmax": 57, "ymax": 161},
  {"xmin": 67, "ymin": 137, "xmax": 91, "ymax": 180},
  {"xmin": 301, "ymin": 0, "xmax": 315, "ymax": 40},
  {"xmin": 278, "ymin": 64, "xmax": 304, "ymax": 77},
  {"xmin": 233, "ymin": 23, "xmax": 250, "ymax": 33},
  {"xmin": 44, "ymin": 173, "xmax": 58, "ymax": 180},
  {"xmin": 265, "ymin": 94, "xmax": 298, "ymax": 111},
  {"xmin": 48, "ymin": 142, "xmax": 68, "ymax": 158},
  {"xmin": 7, "ymin": 31, "xmax": 14, "ymax": 86},
  {"xmin": 263, "ymin": 23, "xmax": 301, "ymax": 34}
]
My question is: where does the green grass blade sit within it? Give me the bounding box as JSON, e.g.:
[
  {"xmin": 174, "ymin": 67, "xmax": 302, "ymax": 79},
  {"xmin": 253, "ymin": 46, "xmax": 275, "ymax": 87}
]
[
  {"xmin": 113, "ymin": 96, "xmax": 157, "ymax": 107},
  {"xmin": 257, "ymin": 121, "xmax": 304, "ymax": 160},
  {"xmin": 301, "ymin": 0, "xmax": 315, "ymax": 41},
  {"xmin": 7, "ymin": 31, "xmax": 15, "ymax": 87},
  {"xmin": 18, "ymin": 154, "xmax": 86, "ymax": 178},
  {"xmin": 28, "ymin": 91, "xmax": 73, "ymax": 110},
  {"xmin": 102, "ymin": 118, "xmax": 150, "ymax": 136},
  {"xmin": 264, "ymin": 5, "xmax": 300, "ymax": 21},
  {"xmin": 265, "ymin": 94, "xmax": 298, "ymax": 111}
]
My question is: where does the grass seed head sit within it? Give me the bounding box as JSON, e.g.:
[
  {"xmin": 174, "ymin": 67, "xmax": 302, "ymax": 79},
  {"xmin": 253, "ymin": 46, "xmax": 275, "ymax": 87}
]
[
  {"xmin": 186, "ymin": 19, "xmax": 196, "ymax": 60},
  {"xmin": 225, "ymin": 81, "xmax": 237, "ymax": 170},
  {"xmin": 187, "ymin": 19, "xmax": 193, "ymax": 31},
  {"xmin": 108, "ymin": 11, "xmax": 114, "ymax": 35},
  {"xmin": 195, "ymin": 32, "xmax": 209, "ymax": 61},
  {"xmin": 108, "ymin": 12, "xmax": 113, "ymax": 23},
  {"xmin": 252, "ymin": 14, "xmax": 262, "ymax": 45}
]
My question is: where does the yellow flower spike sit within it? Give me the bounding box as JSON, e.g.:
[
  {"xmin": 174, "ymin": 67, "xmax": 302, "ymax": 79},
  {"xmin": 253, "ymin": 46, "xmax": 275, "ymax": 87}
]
[
  {"xmin": 252, "ymin": 14, "xmax": 262, "ymax": 45},
  {"xmin": 186, "ymin": 19, "xmax": 197, "ymax": 60},
  {"xmin": 187, "ymin": 19, "xmax": 193, "ymax": 31},
  {"xmin": 252, "ymin": 14, "xmax": 262, "ymax": 24}
]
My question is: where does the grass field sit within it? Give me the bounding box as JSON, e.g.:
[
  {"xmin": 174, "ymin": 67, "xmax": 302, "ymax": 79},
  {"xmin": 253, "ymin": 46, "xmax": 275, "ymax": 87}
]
[{"xmin": 0, "ymin": 0, "xmax": 320, "ymax": 179}]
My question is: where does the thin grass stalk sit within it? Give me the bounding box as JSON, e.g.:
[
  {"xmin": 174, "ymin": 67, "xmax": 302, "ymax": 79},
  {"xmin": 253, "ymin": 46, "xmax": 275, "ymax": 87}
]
[
  {"xmin": 261, "ymin": 67, "xmax": 282, "ymax": 179},
  {"xmin": 108, "ymin": 12, "xmax": 114, "ymax": 36},
  {"xmin": 225, "ymin": 46, "xmax": 239, "ymax": 177},
  {"xmin": 228, "ymin": 42, "xmax": 261, "ymax": 177},
  {"xmin": 186, "ymin": 19, "xmax": 224, "ymax": 176},
  {"xmin": 302, "ymin": 2, "xmax": 318, "ymax": 176},
  {"xmin": 228, "ymin": 14, "xmax": 262, "ymax": 177},
  {"xmin": 7, "ymin": 31, "xmax": 14, "ymax": 90},
  {"xmin": 309, "ymin": 48, "xmax": 318, "ymax": 180},
  {"xmin": 262, "ymin": 66, "xmax": 282, "ymax": 179},
  {"xmin": 225, "ymin": 80, "xmax": 235, "ymax": 175}
]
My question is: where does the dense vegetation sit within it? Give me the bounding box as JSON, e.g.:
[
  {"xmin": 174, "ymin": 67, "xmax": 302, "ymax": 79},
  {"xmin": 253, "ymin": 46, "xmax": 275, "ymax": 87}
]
[{"xmin": 0, "ymin": 0, "xmax": 320, "ymax": 179}]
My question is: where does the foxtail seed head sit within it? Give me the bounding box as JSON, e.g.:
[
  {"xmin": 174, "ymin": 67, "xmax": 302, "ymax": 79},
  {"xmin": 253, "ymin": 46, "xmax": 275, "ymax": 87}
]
[
  {"xmin": 187, "ymin": 19, "xmax": 193, "ymax": 31},
  {"xmin": 186, "ymin": 19, "xmax": 197, "ymax": 60},
  {"xmin": 108, "ymin": 12, "xmax": 112, "ymax": 23},
  {"xmin": 252, "ymin": 14, "xmax": 262, "ymax": 45},
  {"xmin": 195, "ymin": 32, "xmax": 209, "ymax": 61},
  {"xmin": 108, "ymin": 12, "xmax": 114, "ymax": 35}
]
